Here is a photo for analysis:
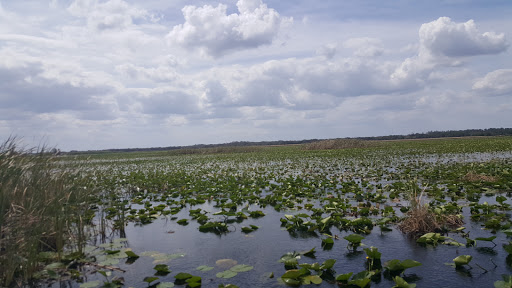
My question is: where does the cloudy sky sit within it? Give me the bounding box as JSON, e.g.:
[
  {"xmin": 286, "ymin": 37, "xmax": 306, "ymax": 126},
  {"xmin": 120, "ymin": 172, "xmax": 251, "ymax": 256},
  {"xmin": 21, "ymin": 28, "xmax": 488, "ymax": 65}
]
[{"xmin": 1, "ymin": 0, "xmax": 511, "ymax": 151}]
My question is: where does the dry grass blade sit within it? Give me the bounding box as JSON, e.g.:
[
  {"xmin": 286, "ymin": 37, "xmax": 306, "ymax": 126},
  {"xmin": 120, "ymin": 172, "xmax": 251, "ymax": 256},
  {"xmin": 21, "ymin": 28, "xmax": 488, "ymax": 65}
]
[{"xmin": 398, "ymin": 183, "xmax": 463, "ymax": 238}]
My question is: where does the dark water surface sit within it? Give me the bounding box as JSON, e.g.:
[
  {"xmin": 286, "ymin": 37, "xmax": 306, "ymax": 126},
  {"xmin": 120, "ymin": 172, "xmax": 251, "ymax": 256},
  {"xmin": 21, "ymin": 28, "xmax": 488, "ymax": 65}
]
[{"xmin": 73, "ymin": 202, "xmax": 512, "ymax": 288}]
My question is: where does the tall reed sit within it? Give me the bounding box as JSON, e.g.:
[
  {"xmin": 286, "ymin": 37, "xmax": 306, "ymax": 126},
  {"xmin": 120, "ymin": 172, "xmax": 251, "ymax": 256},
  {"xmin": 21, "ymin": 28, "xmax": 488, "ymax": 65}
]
[{"xmin": 0, "ymin": 137, "xmax": 94, "ymax": 286}]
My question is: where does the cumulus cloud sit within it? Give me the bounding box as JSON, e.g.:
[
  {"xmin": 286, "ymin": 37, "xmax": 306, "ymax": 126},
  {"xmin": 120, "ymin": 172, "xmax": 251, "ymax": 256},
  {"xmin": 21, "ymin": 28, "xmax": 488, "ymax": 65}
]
[
  {"xmin": 0, "ymin": 60, "xmax": 112, "ymax": 117},
  {"xmin": 343, "ymin": 38, "xmax": 384, "ymax": 57},
  {"xmin": 197, "ymin": 57, "xmax": 396, "ymax": 112},
  {"xmin": 167, "ymin": 0, "xmax": 291, "ymax": 57},
  {"xmin": 131, "ymin": 88, "xmax": 200, "ymax": 115},
  {"xmin": 473, "ymin": 69, "xmax": 512, "ymax": 96},
  {"xmin": 316, "ymin": 44, "xmax": 337, "ymax": 59},
  {"xmin": 68, "ymin": 0, "xmax": 150, "ymax": 31},
  {"xmin": 419, "ymin": 17, "xmax": 508, "ymax": 57},
  {"xmin": 116, "ymin": 63, "xmax": 177, "ymax": 82},
  {"xmin": 392, "ymin": 17, "xmax": 508, "ymax": 89}
]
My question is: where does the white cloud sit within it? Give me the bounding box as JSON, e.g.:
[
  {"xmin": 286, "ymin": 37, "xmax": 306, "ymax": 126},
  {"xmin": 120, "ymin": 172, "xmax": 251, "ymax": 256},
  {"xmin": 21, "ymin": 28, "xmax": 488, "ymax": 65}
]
[
  {"xmin": 167, "ymin": 0, "xmax": 292, "ymax": 57},
  {"xmin": 67, "ymin": 0, "xmax": 150, "ymax": 31},
  {"xmin": 392, "ymin": 17, "xmax": 508, "ymax": 89},
  {"xmin": 116, "ymin": 63, "xmax": 177, "ymax": 82},
  {"xmin": 473, "ymin": 69, "xmax": 512, "ymax": 96},
  {"xmin": 419, "ymin": 17, "xmax": 508, "ymax": 58},
  {"xmin": 316, "ymin": 44, "xmax": 337, "ymax": 59},
  {"xmin": 343, "ymin": 38, "xmax": 384, "ymax": 57}
]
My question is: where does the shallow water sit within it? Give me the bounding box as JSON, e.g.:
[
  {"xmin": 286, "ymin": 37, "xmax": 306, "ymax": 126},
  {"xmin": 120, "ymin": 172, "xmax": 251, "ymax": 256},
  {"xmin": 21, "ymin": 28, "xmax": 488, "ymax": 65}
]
[
  {"xmin": 48, "ymin": 149, "xmax": 512, "ymax": 288},
  {"xmin": 66, "ymin": 201, "xmax": 512, "ymax": 288}
]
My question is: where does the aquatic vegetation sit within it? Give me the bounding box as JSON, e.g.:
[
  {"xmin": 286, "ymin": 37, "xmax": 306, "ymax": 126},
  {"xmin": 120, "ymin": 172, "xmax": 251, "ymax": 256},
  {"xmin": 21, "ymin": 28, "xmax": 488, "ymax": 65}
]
[
  {"xmin": 393, "ymin": 276, "xmax": 416, "ymax": 288},
  {"xmin": 495, "ymin": 275, "xmax": 512, "ymax": 288},
  {"xmin": 3, "ymin": 136, "xmax": 512, "ymax": 286},
  {"xmin": 452, "ymin": 255, "xmax": 472, "ymax": 268},
  {"xmin": 384, "ymin": 259, "xmax": 422, "ymax": 276},
  {"xmin": 344, "ymin": 234, "xmax": 365, "ymax": 251}
]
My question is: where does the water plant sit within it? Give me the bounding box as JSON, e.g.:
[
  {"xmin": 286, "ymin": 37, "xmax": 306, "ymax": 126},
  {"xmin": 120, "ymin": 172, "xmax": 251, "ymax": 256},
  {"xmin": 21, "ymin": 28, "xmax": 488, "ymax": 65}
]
[
  {"xmin": 344, "ymin": 234, "xmax": 365, "ymax": 251},
  {"xmin": 383, "ymin": 259, "xmax": 422, "ymax": 276},
  {"xmin": 0, "ymin": 138, "xmax": 94, "ymax": 286},
  {"xmin": 495, "ymin": 275, "xmax": 512, "ymax": 288}
]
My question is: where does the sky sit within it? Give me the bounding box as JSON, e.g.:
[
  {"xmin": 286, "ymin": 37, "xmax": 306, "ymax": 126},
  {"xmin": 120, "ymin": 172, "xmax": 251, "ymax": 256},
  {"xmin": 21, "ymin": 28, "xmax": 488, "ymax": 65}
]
[{"xmin": 1, "ymin": 0, "xmax": 511, "ymax": 151}]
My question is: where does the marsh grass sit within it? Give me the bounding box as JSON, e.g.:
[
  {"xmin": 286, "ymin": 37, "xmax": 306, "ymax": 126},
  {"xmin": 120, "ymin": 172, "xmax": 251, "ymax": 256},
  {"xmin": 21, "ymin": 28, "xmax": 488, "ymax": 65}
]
[
  {"xmin": 0, "ymin": 137, "xmax": 94, "ymax": 286},
  {"xmin": 398, "ymin": 182, "xmax": 463, "ymax": 238},
  {"xmin": 463, "ymin": 172, "xmax": 498, "ymax": 183},
  {"xmin": 301, "ymin": 139, "xmax": 374, "ymax": 150}
]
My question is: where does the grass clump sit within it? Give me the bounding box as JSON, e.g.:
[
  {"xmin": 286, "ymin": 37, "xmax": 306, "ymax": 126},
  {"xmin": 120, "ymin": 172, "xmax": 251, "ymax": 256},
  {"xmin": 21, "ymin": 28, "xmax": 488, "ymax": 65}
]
[
  {"xmin": 302, "ymin": 138, "xmax": 374, "ymax": 151},
  {"xmin": 0, "ymin": 137, "xmax": 94, "ymax": 286},
  {"xmin": 398, "ymin": 183, "xmax": 463, "ymax": 238}
]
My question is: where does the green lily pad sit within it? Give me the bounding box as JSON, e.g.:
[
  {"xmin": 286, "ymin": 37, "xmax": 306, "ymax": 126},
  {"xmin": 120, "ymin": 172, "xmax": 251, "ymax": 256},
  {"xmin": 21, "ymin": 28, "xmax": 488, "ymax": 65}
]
[
  {"xmin": 230, "ymin": 264, "xmax": 253, "ymax": 272},
  {"xmin": 320, "ymin": 259, "xmax": 336, "ymax": 270},
  {"xmin": 174, "ymin": 272, "xmax": 193, "ymax": 280},
  {"xmin": 303, "ymin": 275, "xmax": 322, "ymax": 284},
  {"xmin": 98, "ymin": 258, "xmax": 119, "ymax": 266},
  {"xmin": 344, "ymin": 234, "xmax": 365, "ymax": 244},
  {"xmin": 143, "ymin": 276, "xmax": 159, "ymax": 284},
  {"xmin": 196, "ymin": 265, "xmax": 214, "ymax": 272},
  {"xmin": 335, "ymin": 272, "xmax": 353, "ymax": 282},
  {"xmin": 156, "ymin": 283, "xmax": 175, "ymax": 288},
  {"xmin": 393, "ymin": 276, "xmax": 416, "ymax": 288},
  {"xmin": 125, "ymin": 250, "xmax": 139, "ymax": 259},
  {"xmin": 453, "ymin": 255, "xmax": 472, "ymax": 267},
  {"xmin": 216, "ymin": 270, "xmax": 238, "ymax": 279}
]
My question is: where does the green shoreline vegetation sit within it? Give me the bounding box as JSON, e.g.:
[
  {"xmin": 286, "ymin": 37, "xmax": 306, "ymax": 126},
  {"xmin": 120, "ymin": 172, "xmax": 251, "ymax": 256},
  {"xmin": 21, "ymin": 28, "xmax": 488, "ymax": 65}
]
[{"xmin": 1, "ymin": 134, "xmax": 512, "ymax": 287}]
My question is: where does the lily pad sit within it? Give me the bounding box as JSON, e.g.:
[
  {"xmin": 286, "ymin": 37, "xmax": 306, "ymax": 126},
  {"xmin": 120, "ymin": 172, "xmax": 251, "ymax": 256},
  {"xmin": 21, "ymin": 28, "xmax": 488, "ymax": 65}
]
[
  {"xmin": 79, "ymin": 281, "xmax": 100, "ymax": 288},
  {"xmin": 216, "ymin": 270, "xmax": 238, "ymax": 279},
  {"xmin": 216, "ymin": 259, "xmax": 238, "ymax": 268},
  {"xmin": 230, "ymin": 264, "xmax": 253, "ymax": 272},
  {"xmin": 174, "ymin": 272, "xmax": 193, "ymax": 280},
  {"xmin": 344, "ymin": 234, "xmax": 365, "ymax": 244},
  {"xmin": 156, "ymin": 283, "xmax": 175, "ymax": 288},
  {"xmin": 453, "ymin": 255, "xmax": 472, "ymax": 267},
  {"xmin": 303, "ymin": 275, "xmax": 322, "ymax": 285},
  {"xmin": 196, "ymin": 265, "xmax": 214, "ymax": 272}
]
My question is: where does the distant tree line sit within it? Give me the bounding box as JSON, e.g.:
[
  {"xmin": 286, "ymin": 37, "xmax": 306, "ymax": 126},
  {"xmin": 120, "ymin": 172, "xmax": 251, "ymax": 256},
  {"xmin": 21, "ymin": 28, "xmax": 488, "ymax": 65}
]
[
  {"xmin": 358, "ymin": 128, "xmax": 512, "ymax": 141},
  {"xmin": 66, "ymin": 127, "xmax": 512, "ymax": 154}
]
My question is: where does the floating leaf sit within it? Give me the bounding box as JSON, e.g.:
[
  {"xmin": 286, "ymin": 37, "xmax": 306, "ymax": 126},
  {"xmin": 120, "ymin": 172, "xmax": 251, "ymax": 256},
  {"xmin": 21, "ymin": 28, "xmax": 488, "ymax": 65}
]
[
  {"xmin": 230, "ymin": 264, "xmax": 253, "ymax": 272},
  {"xmin": 322, "ymin": 237, "xmax": 334, "ymax": 244},
  {"xmin": 143, "ymin": 276, "xmax": 159, "ymax": 284},
  {"xmin": 302, "ymin": 275, "xmax": 322, "ymax": 285},
  {"xmin": 453, "ymin": 255, "xmax": 472, "ymax": 267},
  {"xmin": 196, "ymin": 265, "xmax": 214, "ymax": 272},
  {"xmin": 216, "ymin": 270, "xmax": 238, "ymax": 279},
  {"xmin": 156, "ymin": 283, "xmax": 175, "ymax": 288},
  {"xmin": 320, "ymin": 259, "xmax": 336, "ymax": 270},
  {"xmin": 125, "ymin": 251, "xmax": 139, "ymax": 259},
  {"xmin": 364, "ymin": 247, "xmax": 382, "ymax": 260},
  {"xmin": 476, "ymin": 236, "xmax": 497, "ymax": 242},
  {"xmin": 393, "ymin": 276, "xmax": 416, "ymax": 288},
  {"xmin": 335, "ymin": 272, "xmax": 353, "ymax": 282},
  {"xmin": 344, "ymin": 234, "xmax": 364, "ymax": 244},
  {"xmin": 494, "ymin": 275, "xmax": 512, "ymax": 288},
  {"xmin": 302, "ymin": 247, "xmax": 316, "ymax": 258},
  {"xmin": 154, "ymin": 264, "xmax": 171, "ymax": 274},
  {"xmin": 174, "ymin": 273, "xmax": 193, "ymax": 280},
  {"xmin": 241, "ymin": 227, "xmax": 254, "ymax": 233},
  {"xmin": 216, "ymin": 259, "xmax": 238, "ymax": 268},
  {"xmin": 98, "ymin": 258, "xmax": 119, "ymax": 266}
]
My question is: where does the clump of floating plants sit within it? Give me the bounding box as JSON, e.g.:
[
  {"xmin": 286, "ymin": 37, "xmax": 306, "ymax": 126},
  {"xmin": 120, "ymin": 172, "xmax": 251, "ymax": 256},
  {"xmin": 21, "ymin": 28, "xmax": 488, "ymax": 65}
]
[{"xmin": 398, "ymin": 182, "xmax": 463, "ymax": 238}]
